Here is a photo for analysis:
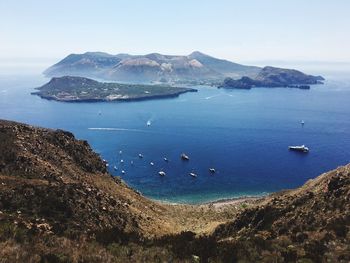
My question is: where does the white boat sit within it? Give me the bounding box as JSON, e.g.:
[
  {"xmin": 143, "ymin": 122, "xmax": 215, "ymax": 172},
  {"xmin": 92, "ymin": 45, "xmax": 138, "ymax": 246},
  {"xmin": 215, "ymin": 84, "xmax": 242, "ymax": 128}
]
[
  {"xmin": 119, "ymin": 150, "xmax": 122, "ymax": 154},
  {"xmin": 158, "ymin": 171, "xmax": 166, "ymax": 176},
  {"xmin": 301, "ymin": 120, "xmax": 305, "ymax": 125},
  {"xmin": 121, "ymin": 170, "xmax": 125, "ymax": 174},
  {"xmin": 150, "ymin": 162, "xmax": 154, "ymax": 166},
  {"xmin": 120, "ymin": 159, "xmax": 124, "ymax": 163},
  {"xmin": 288, "ymin": 145, "xmax": 309, "ymax": 153},
  {"xmin": 147, "ymin": 120, "xmax": 151, "ymax": 126},
  {"xmin": 163, "ymin": 157, "xmax": 169, "ymax": 162},
  {"xmin": 189, "ymin": 172, "xmax": 197, "ymax": 178},
  {"xmin": 131, "ymin": 161, "xmax": 134, "ymax": 165},
  {"xmin": 113, "ymin": 166, "xmax": 118, "ymax": 171},
  {"xmin": 138, "ymin": 153, "xmax": 144, "ymax": 158},
  {"xmin": 181, "ymin": 153, "xmax": 190, "ymax": 161},
  {"xmin": 209, "ymin": 168, "xmax": 216, "ymax": 173}
]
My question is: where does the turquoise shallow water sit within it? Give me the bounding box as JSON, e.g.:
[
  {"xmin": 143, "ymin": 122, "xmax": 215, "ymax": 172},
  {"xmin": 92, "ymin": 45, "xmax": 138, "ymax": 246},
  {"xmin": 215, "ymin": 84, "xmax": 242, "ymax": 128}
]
[{"xmin": 1, "ymin": 73, "xmax": 350, "ymax": 204}]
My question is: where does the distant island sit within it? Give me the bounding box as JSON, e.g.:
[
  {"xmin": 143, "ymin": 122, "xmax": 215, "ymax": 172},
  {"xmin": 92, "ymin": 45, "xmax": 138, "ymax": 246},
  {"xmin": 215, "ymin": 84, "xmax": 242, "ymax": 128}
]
[
  {"xmin": 43, "ymin": 51, "xmax": 262, "ymax": 84},
  {"xmin": 43, "ymin": 51, "xmax": 325, "ymax": 87},
  {"xmin": 219, "ymin": 66, "xmax": 324, "ymax": 90},
  {"xmin": 32, "ymin": 76, "xmax": 197, "ymax": 102}
]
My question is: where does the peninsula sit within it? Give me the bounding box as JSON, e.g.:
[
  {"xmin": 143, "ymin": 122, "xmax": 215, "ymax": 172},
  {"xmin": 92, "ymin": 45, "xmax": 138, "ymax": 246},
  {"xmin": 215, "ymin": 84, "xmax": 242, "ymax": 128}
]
[{"xmin": 32, "ymin": 76, "xmax": 197, "ymax": 102}]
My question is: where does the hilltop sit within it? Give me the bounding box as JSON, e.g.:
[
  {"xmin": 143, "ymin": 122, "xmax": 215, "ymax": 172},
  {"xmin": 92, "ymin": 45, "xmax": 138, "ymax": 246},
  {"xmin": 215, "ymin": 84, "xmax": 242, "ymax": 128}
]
[{"xmin": 0, "ymin": 120, "xmax": 349, "ymax": 262}]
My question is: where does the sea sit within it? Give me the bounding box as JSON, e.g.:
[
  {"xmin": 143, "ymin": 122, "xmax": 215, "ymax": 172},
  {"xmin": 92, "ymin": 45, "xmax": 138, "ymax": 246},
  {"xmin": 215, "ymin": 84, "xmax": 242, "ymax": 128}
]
[{"xmin": 1, "ymin": 66, "xmax": 350, "ymax": 204}]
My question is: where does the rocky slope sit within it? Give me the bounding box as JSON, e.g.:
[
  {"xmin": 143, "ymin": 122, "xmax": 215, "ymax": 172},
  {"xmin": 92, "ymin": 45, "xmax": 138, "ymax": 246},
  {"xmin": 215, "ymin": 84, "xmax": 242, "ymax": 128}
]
[
  {"xmin": 0, "ymin": 119, "xmax": 349, "ymax": 262},
  {"xmin": 0, "ymin": 119, "xmax": 178, "ymax": 239},
  {"xmin": 212, "ymin": 164, "xmax": 350, "ymax": 262},
  {"xmin": 188, "ymin": 51, "xmax": 260, "ymax": 78}
]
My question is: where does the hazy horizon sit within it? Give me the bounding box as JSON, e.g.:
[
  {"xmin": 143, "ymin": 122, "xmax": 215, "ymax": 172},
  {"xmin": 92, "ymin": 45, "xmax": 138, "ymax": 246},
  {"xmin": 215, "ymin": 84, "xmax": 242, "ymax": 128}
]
[{"xmin": 1, "ymin": 0, "xmax": 350, "ymax": 65}]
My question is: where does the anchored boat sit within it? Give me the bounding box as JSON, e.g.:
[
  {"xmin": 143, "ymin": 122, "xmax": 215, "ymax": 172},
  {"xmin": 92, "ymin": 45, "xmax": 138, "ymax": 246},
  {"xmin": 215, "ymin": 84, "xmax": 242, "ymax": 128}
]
[
  {"xmin": 189, "ymin": 172, "xmax": 197, "ymax": 178},
  {"xmin": 209, "ymin": 168, "xmax": 216, "ymax": 173},
  {"xmin": 181, "ymin": 153, "xmax": 190, "ymax": 161},
  {"xmin": 288, "ymin": 145, "xmax": 309, "ymax": 153}
]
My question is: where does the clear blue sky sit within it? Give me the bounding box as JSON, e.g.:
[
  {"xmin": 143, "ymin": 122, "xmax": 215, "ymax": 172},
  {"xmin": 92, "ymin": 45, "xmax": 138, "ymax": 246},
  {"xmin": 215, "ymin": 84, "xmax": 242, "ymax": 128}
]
[{"xmin": 1, "ymin": 0, "xmax": 350, "ymax": 63}]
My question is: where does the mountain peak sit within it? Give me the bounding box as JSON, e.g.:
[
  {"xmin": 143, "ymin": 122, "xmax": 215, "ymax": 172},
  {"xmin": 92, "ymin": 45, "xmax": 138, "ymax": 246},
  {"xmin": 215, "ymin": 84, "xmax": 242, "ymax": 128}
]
[{"xmin": 189, "ymin": 51, "xmax": 210, "ymax": 57}]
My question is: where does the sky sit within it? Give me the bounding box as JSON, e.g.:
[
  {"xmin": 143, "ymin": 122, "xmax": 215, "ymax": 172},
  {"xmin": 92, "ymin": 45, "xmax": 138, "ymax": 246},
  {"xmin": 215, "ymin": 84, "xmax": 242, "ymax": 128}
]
[{"xmin": 1, "ymin": 0, "xmax": 350, "ymax": 66}]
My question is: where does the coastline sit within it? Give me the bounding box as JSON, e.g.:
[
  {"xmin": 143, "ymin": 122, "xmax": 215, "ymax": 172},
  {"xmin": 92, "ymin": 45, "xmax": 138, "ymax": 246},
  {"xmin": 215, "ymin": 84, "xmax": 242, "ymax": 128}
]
[
  {"xmin": 205, "ymin": 195, "xmax": 264, "ymax": 208},
  {"xmin": 152, "ymin": 194, "xmax": 267, "ymax": 208},
  {"xmin": 31, "ymin": 88, "xmax": 197, "ymax": 103}
]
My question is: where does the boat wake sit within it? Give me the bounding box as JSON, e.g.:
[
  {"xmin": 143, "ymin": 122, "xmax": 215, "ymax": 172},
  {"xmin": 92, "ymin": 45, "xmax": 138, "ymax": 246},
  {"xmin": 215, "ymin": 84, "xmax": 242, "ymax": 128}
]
[
  {"xmin": 88, "ymin": 127, "xmax": 149, "ymax": 133},
  {"xmin": 205, "ymin": 94, "xmax": 235, "ymax": 100},
  {"xmin": 204, "ymin": 94, "xmax": 222, "ymax": 100}
]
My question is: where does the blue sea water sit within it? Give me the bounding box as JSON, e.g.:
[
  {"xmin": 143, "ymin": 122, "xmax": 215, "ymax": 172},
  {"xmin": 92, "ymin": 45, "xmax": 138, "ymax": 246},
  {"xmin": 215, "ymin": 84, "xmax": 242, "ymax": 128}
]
[{"xmin": 1, "ymin": 72, "xmax": 350, "ymax": 204}]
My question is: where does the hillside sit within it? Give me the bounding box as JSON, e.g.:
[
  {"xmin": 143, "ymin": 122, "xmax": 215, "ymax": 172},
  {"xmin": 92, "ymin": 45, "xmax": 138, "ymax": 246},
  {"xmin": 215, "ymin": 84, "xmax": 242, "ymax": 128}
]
[
  {"xmin": 31, "ymin": 76, "xmax": 197, "ymax": 102},
  {"xmin": 188, "ymin": 51, "xmax": 260, "ymax": 78},
  {"xmin": 0, "ymin": 119, "xmax": 349, "ymax": 262},
  {"xmin": 0, "ymin": 120, "xmax": 245, "ymax": 262},
  {"xmin": 212, "ymin": 164, "xmax": 350, "ymax": 262}
]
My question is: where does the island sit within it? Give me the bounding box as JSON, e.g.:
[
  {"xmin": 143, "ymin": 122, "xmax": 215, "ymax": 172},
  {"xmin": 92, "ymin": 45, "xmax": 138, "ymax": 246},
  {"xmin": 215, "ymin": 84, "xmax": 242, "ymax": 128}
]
[
  {"xmin": 219, "ymin": 66, "xmax": 325, "ymax": 89},
  {"xmin": 32, "ymin": 76, "xmax": 197, "ymax": 102},
  {"xmin": 43, "ymin": 51, "xmax": 261, "ymax": 84},
  {"xmin": 44, "ymin": 51, "xmax": 325, "ymax": 88}
]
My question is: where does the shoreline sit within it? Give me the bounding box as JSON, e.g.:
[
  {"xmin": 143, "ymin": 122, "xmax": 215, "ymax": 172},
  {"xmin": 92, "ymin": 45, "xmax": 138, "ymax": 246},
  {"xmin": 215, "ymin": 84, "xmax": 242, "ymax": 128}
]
[
  {"xmin": 205, "ymin": 195, "xmax": 264, "ymax": 208},
  {"xmin": 152, "ymin": 193, "xmax": 268, "ymax": 208},
  {"xmin": 31, "ymin": 87, "xmax": 198, "ymax": 103}
]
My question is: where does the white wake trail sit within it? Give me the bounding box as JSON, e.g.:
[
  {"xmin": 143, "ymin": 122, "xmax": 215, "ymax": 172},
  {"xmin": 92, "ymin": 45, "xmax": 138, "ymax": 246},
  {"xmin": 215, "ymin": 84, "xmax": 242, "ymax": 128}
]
[{"xmin": 88, "ymin": 127, "xmax": 148, "ymax": 133}]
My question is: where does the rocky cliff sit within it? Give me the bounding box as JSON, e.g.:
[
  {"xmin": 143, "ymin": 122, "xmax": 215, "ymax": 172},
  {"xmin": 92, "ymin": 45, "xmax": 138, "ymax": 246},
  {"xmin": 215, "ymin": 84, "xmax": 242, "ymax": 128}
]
[{"xmin": 0, "ymin": 120, "xmax": 175, "ymax": 239}]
